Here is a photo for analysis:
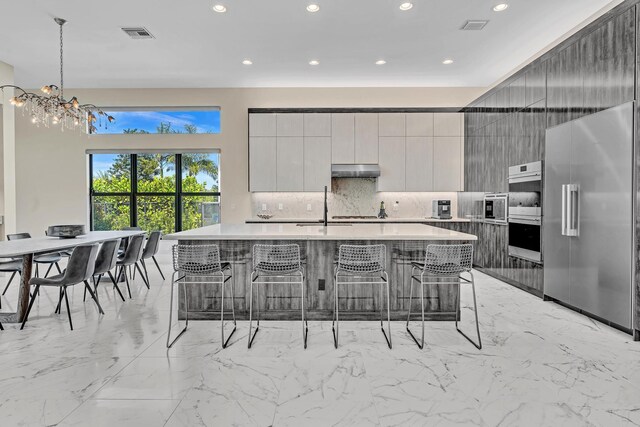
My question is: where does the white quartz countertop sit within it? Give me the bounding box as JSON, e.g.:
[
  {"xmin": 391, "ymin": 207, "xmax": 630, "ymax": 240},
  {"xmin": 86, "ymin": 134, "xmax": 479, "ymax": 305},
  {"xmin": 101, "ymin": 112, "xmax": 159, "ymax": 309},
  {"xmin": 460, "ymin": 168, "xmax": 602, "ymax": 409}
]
[
  {"xmin": 246, "ymin": 217, "xmax": 471, "ymax": 224},
  {"xmin": 166, "ymin": 223, "xmax": 477, "ymax": 241}
]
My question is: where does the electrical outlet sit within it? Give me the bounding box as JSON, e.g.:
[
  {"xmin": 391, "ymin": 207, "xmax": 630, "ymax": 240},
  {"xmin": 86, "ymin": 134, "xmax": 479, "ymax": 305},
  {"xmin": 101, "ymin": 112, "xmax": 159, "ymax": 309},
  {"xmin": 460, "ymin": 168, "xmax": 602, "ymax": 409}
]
[
  {"xmin": 261, "ymin": 203, "xmax": 267, "ymax": 211},
  {"xmin": 307, "ymin": 204, "xmax": 312, "ymax": 211},
  {"xmin": 318, "ymin": 279, "xmax": 325, "ymax": 291},
  {"xmin": 278, "ymin": 203, "xmax": 283, "ymax": 210}
]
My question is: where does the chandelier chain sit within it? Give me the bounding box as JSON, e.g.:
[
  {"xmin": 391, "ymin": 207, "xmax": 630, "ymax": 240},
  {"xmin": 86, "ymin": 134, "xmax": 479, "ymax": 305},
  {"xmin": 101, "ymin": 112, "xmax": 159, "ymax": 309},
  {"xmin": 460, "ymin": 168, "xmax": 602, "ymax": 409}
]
[{"xmin": 59, "ymin": 19, "xmax": 64, "ymax": 98}]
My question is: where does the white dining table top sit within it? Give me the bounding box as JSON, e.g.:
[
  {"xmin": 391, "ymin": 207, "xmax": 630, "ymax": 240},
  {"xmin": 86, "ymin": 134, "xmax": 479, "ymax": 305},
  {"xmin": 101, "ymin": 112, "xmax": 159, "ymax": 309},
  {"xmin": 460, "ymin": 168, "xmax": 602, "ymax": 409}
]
[{"xmin": 0, "ymin": 230, "xmax": 145, "ymax": 258}]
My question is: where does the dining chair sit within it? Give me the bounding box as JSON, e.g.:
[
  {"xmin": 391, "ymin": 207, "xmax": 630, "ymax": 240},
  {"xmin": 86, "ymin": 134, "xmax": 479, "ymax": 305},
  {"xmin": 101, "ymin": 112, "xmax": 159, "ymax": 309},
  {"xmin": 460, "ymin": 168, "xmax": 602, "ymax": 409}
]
[
  {"xmin": 83, "ymin": 239, "xmax": 124, "ymax": 302},
  {"xmin": 7, "ymin": 233, "xmax": 63, "ymax": 278},
  {"xmin": 115, "ymin": 234, "xmax": 147, "ymax": 298},
  {"xmin": 139, "ymin": 231, "xmax": 165, "ymax": 284}
]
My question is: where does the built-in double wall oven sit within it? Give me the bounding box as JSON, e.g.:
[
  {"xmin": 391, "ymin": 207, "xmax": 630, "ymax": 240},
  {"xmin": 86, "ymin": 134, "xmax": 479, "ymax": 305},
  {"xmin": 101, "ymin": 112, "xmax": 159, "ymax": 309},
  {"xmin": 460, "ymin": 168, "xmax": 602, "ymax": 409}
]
[{"xmin": 508, "ymin": 161, "xmax": 542, "ymax": 263}]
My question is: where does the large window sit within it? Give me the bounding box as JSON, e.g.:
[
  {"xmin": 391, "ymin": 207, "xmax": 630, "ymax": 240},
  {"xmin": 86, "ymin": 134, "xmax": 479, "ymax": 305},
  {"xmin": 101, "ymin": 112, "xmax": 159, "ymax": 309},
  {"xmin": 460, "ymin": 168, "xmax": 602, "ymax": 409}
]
[
  {"xmin": 90, "ymin": 153, "xmax": 220, "ymax": 234},
  {"xmin": 90, "ymin": 108, "xmax": 221, "ymax": 135}
]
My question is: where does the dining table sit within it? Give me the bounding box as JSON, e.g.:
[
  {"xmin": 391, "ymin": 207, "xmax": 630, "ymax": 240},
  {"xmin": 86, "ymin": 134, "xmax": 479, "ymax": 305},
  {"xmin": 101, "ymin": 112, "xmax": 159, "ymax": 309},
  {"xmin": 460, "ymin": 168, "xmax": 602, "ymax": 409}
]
[{"xmin": 0, "ymin": 230, "xmax": 145, "ymax": 323}]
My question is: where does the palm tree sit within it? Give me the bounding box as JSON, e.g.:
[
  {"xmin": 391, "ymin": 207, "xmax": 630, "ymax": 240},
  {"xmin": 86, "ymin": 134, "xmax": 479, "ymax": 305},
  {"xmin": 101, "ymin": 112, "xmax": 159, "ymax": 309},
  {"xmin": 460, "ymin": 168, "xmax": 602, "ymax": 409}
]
[{"xmin": 182, "ymin": 153, "xmax": 218, "ymax": 183}]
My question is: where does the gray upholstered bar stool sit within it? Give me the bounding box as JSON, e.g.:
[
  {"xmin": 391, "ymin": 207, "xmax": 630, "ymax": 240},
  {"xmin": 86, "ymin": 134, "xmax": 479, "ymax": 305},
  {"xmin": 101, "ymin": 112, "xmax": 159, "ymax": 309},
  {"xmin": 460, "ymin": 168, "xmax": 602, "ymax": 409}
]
[
  {"xmin": 332, "ymin": 244, "xmax": 391, "ymax": 349},
  {"xmin": 406, "ymin": 244, "xmax": 481, "ymax": 350},
  {"xmin": 21, "ymin": 243, "xmax": 102, "ymax": 330},
  {"xmin": 248, "ymin": 244, "xmax": 308, "ymax": 349},
  {"xmin": 167, "ymin": 244, "xmax": 236, "ymax": 348}
]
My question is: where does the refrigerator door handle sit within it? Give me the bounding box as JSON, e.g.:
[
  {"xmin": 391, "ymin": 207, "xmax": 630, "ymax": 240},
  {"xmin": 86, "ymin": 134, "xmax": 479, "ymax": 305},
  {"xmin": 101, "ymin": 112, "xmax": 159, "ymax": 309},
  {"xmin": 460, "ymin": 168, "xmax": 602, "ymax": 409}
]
[
  {"xmin": 567, "ymin": 184, "xmax": 579, "ymax": 236},
  {"xmin": 561, "ymin": 184, "xmax": 568, "ymax": 236}
]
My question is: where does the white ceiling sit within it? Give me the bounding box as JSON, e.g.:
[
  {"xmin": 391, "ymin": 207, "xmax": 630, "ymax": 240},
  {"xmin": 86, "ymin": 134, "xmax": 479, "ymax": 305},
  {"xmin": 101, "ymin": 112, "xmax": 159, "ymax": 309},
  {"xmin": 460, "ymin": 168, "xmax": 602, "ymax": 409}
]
[{"xmin": 0, "ymin": 0, "xmax": 621, "ymax": 88}]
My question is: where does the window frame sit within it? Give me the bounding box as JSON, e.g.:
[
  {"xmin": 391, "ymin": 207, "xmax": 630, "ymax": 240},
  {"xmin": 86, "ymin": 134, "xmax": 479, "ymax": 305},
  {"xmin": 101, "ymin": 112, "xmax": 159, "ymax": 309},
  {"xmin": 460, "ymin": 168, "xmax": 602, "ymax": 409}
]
[{"xmin": 89, "ymin": 152, "xmax": 221, "ymax": 232}]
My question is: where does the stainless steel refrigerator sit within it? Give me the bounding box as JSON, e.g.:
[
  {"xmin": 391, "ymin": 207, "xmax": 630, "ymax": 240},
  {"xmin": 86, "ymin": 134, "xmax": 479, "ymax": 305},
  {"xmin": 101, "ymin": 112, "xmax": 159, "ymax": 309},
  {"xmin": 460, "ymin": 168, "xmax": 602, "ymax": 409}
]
[{"xmin": 544, "ymin": 101, "xmax": 634, "ymax": 330}]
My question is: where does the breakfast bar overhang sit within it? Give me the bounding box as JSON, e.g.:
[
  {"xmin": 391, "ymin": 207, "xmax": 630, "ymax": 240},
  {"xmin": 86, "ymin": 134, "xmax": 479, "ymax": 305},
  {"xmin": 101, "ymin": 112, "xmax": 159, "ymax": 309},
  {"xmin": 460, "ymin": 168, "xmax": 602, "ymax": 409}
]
[{"xmin": 165, "ymin": 223, "xmax": 477, "ymax": 320}]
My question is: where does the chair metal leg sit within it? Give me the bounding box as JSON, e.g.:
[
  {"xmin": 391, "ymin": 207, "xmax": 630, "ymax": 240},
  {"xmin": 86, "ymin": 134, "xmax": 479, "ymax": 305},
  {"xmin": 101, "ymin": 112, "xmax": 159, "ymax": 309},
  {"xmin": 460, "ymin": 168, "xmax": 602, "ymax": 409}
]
[
  {"xmin": 247, "ymin": 273, "xmax": 260, "ymax": 349},
  {"xmin": 141, "ymin": 259, "xmax": 150, "ymax": 287},
  {"xmin": 35, "ymin": 264, "xmax": 39, "ymax": 278},
  {"xmin": 152, "ymin": 256, "xmax": 166, "ymax": 280},
  {"xmin": 2, "ymin": 271, "xmax": 17, "ymax": 295},
  {"xmin": 379, "ymin": 272, "xmax": 392, "ymax": 349},
  {"xmin": 221, "ymin": 273, "xmax": 237, "ymax": 348},
  {"xmin": 167, "ymin": 272, "xmax": 189, "ymax": 348},
  {"xmin": 300, "ymin": 271, "xmax": 308, "ymax": 349},
  {"xmin": 20, "ymin": 284, "xmax": 40, "ymax": 330},
  {"xmin": 44, "ymin": 263, "xmax": 53, "ymax": 278},
  {"xmin": 455, "ymin": 272, "xmax": 482, "ymax": 350},
  {"xmin": 135, "ymin": 263, "xmax": 150, "ymax": 289},
  {"xmin": 119, "ymin": 266, "xmax": 132, "ymax": 299},
  {"xmin": 63, "ymin": 287, "xmax": 73, "ymax": 331},
  {"xmin": 108, "ymin": 270, "xmax": 126, "ymax": 302},
  {"xmin": 332, "ymin": 272, "xmax": 339, "ymax": 349},
  {"xmin": 54, "ymin": 262, "xmax": 62, "ymax": 275},
  {"xmin": 84, "ymin": 280, "xmax": 105, "ymax": 315}
]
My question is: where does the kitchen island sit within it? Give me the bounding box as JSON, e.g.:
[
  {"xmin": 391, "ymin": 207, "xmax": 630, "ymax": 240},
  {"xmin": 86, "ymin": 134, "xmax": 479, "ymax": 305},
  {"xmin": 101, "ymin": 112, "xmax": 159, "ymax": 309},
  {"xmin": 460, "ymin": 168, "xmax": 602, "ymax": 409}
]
[{"xmin": 165, "ymin": 223, "xmax": 477, "ymax": 321}]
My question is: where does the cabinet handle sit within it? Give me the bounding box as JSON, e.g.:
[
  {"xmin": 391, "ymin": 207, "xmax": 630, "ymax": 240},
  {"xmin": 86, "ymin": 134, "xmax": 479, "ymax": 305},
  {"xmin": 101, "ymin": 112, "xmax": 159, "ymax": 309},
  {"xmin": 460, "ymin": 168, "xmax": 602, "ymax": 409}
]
[{"xmin": 561, "ymin": 184, "xmax": 567, "ymax": 236}]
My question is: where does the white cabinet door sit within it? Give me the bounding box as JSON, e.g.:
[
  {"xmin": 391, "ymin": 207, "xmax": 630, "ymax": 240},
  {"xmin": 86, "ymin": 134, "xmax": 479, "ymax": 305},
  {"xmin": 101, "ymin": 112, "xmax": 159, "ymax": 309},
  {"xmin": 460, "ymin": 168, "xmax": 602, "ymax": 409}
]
[
  {"xmin": 304, "ymin": 113, "xmax": 331, "ymax": 137},
  {"xmin": 405, "ymin": 137, "xmax": 434, "ymax": 191},
  {"xmin": 249, "ymin": 137, "xmax": 277, "ymax": 191},
  {"xmin": 331, "ymin": 113, "xmax": 355, "ymax": 163},
  {"xmin": 433, "ymin": 136, "xmax": 462, "ymax": 191},
  {"xmin": 249, "ymin": 114, "xmax": 277, "ymax": 136},
  {"xmin": 304, "ymin": 137, "xmax": 331, "ymax": 191},
  {"xmin": 277, "ymin": 113, "xmax": 304, "ymax": 136},
  {"xmin": 434, "ymin": 113, "xmax": 462, "ymax": 137},
  {"xmin": 377, "ymin": 137, "xmax": 406, "ymax": 191},
  {"xmin": 379, "ymin": 113, "xmax": 406, "ymax": 136},
  {"xmin": 355, "ymin": 113, "xmax": 379, "ymax": 163},
  {"xmin": 276, "ymin": 137, "xmax": 304, "ymax": 191},
  {"xmin": 406, "ymin": 113, "xmax": 434, "ymax": 136}
]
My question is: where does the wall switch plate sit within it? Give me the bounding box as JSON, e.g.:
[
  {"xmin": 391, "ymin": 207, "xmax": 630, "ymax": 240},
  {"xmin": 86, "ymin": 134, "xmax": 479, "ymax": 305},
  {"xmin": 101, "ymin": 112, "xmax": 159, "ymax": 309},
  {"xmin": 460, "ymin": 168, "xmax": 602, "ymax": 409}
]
[
  {"xmin": 278, "ymin": 203, "xmax": 283, "ymax": 210},
  {"xmin": 307, "ymin": 204, "xmax": 312, "ymax": 211},
  {"xmin": 261, "ymin": 203, "xmax": 267, "ymax": 211},
  {"xmin": 318, "ymin": 279, "xmax": 325, "ymax": 291}
]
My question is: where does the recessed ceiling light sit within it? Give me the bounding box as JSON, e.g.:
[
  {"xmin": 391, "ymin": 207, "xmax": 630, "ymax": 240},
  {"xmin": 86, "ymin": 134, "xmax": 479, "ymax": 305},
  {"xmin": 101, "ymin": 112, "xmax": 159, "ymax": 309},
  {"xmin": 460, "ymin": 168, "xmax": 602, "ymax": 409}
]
[
  {"xmin": 306, "ymin": 4, "xmax": 320, "ymax": 12},
  {"xmin": 309, "ymin": 60, "xmax": 320, "ymax": 66},
  {"xmin": 442, "ymin": 59, "xmax": 454, "ymax": 65},
  {"xmin": 242, "ymin": 59, "xmax": 253, "ymax": 65},
  {"xmin": 492, "ymin": 3, "xmax": 509, "ymax": 12},
  {"xmin": 399, "ymin": 2, "xmax": 413, "ymax": 11},
  {"xmin": 375, "ymin": 60, "xmax": 387, "ymax": 65},
  {"xmin": 212, "ymin": 4, "xmax": 227, "ymax": 13}
]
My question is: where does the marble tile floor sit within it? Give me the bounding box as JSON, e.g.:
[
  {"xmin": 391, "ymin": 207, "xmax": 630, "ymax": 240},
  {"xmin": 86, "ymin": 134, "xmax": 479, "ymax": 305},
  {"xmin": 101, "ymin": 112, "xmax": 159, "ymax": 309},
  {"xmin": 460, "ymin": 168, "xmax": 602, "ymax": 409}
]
[{"xmin": 0, "ymin": 242, "xmax": 639, "ymax": 426}]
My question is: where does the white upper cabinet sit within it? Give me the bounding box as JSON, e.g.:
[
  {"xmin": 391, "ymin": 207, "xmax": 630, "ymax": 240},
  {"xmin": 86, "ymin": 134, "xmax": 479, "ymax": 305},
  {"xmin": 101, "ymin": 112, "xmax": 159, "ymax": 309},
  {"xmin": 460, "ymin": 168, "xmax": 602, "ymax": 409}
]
[
  {"xmin": 378, "ymin": 113, "xmax": 406, "ymax": 137},
  {"xmin": 405, "ymin": 137, "xmax": 434, "ymax": 191},
  {"xmin": 304, "ymin": 113, "xmax": 331, "ymax": 137},
  {"xmin": 249, "ymin": 137, "xmax": 277, "ymax": 191},
  {"xmin": 249, "ymin": 114, "xmax": 277, "ymax": 136},
  {"xmin": 331, "ymin": 113, "xmax": 355, "ymax": 163},
  {"xmin": 377, "ymin": 136, "xmax": 406, "ymax": 191},
  {"xmin": 276, "ymin": 137, "xmax": 304, "ymax": 191},
  {"xmin": 304, "ymin": 137, "xmax": 332, "ymax": 191},
  {"xmin": 406, "ymin": 113, "xmax": 434, "ymax": 137},
  {"xmin": 433, "ymin": 136, "xmax": 462, "ymax": 191},
  {"xmin": 355, "ymin": 113, "xmax": 379, "ymax": 164},
  {"xmin": 277, "ymin": 113, "xmax": 304, "ymax": 136},
  {"xmin": 434, "ymin": 113, "xmax": 462, "ymax": 137}
]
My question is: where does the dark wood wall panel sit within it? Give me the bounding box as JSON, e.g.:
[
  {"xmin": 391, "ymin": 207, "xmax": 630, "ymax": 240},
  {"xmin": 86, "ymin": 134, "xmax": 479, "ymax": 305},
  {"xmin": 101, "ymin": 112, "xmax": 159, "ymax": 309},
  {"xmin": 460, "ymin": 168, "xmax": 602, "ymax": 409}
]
[{"xmin": 463, "ymin": 1, "xmax": 637, "ymax": 303}]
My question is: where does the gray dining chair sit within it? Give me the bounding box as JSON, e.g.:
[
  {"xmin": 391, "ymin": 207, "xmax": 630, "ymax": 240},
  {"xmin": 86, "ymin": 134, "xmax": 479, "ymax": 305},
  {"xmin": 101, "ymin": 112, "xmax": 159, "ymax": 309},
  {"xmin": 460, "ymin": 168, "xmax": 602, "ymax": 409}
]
[
  {"xmin": 7, "ymin": 233, "xmax": 63, "ymax": 279},
  {"xmin": 0, "ymin": 259, "xmax": 22, "ymax": 300},
  {"xmin": 83, "ymin": 239, "xmax": 124, "ymax": 302},
  {"xmin": 21, "ymin": 243, "xmax": 102, "ymax": 330},
  {"xmin": 115, "ymin": 234, "xmax": 147, "ymax": 298},
  {"xmin": 139, "ymin": 231, "xmax": 165, "ymax": 284}
]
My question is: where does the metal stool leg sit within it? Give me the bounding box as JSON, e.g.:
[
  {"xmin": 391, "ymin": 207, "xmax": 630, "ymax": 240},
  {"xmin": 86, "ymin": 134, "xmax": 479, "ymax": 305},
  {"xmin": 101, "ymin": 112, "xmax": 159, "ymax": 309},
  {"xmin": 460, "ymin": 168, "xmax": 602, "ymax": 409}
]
[
  {"xmin": 247, "ymin": 273, "xmax": 260, "ymax": 348},
  {"xmin": 379, "ymin": 272, "xmax": 392, "ymax": 349},
  {"xmin": 332, "ymin": 272, "xmax": 339, "ymax": 348},
  {"xmin": 406, "ymin": 272, "xmax": 426, "ymax": 349},
  {"xmin": 221, "ymin": 272, "xmax": 237, "ymax": 348},
  {"xmin": 167, "ymin": 272, "xmax": 189, "ymax": 348},
  {"xmin": 455, "ymin": 272, "xmax": 482, "ymax": 350},
  {"xmin": 300, "ymin": 271, "xmax": 308, "ymax": 349}
]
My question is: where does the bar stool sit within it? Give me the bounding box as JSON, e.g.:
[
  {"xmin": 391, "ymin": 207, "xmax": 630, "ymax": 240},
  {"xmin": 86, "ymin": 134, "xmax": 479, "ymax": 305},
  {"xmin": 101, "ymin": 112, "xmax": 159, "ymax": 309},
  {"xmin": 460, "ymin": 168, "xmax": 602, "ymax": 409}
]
[
  {"xmin": 166, "ymin": 244, "xmax": 236, "ymax": 348},
  {"xmin": 248, "ymin": 244, "xmax": 308, "ymax": 349},
  {"xmin": 406, "ymin": 244, "xmax": 481, "ymax": 350},
  {"xmin": 332, "ymin": 244, "xmax": 391, "ymax": 349}
]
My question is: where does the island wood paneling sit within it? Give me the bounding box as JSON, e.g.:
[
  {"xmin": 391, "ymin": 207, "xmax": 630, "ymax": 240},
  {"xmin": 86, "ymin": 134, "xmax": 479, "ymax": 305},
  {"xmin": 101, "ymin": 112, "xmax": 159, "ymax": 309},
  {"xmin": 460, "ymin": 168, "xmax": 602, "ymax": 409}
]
[{"xmin": 463, "ymin": 1, "xmax": 637, "ymax": 302}]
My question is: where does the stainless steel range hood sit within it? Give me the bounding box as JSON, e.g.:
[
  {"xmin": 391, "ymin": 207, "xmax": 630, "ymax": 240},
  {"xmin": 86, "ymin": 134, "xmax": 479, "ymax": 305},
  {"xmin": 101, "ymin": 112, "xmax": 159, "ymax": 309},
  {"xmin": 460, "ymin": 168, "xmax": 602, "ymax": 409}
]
[{"xmin": 331, "ymin": 164, "xmax": 380, "ymax": 178}]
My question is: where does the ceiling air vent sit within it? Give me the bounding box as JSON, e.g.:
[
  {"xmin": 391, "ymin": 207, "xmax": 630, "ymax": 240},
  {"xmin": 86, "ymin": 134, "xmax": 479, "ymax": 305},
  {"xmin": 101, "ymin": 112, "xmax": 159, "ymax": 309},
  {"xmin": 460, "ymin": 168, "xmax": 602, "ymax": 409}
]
[
  {"xmin": 461, "ymin": 20, "xmax": 489, "ymax": 31},
  {"xmin": 121, "ymin": 27, "xmax": 155, "ymax": 39}
]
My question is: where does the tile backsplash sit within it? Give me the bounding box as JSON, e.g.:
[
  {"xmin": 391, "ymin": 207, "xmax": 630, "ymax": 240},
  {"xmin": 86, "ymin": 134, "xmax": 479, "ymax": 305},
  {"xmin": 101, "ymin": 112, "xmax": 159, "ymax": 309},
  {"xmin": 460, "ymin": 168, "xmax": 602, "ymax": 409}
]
[{"xmin": 250, "ymin": 178, "xmax": 459, "ymax": 219}]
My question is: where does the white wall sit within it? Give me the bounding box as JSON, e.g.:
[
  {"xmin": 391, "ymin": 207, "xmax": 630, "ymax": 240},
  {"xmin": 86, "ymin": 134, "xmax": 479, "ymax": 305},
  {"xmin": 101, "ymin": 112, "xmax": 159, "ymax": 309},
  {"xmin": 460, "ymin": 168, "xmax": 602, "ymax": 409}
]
[
  {"xmin": 0, "ymin": 61, "xmax": 15, "ymax": 236},
  {"xmin": 14, "ymin": 87, "xmax": 484, "ymax": 234}
]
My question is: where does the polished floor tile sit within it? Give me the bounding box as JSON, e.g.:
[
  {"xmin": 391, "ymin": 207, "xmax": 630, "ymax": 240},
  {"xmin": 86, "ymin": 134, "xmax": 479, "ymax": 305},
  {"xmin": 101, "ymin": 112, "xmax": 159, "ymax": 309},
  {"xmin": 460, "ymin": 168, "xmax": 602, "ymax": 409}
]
[{"xmin": 0, "ymin": 241, "xmax": 639, "ymax": 426}]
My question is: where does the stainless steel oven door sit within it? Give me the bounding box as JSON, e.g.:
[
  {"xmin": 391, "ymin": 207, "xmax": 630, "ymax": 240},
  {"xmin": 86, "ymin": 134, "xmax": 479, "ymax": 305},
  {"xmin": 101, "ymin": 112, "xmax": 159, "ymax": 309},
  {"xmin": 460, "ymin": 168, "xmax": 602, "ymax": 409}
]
[{"xmin": 508, "ymin": 215, "xmax": 542, "ymax": 263}]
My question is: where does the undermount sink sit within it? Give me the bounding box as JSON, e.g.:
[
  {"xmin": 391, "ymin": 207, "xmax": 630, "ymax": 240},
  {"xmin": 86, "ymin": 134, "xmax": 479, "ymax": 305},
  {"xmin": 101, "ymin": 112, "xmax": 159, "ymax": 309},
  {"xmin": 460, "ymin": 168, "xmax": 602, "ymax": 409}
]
[{"xmin": 296, "ymin": 223, "xmax": 353, "ymax": 227}]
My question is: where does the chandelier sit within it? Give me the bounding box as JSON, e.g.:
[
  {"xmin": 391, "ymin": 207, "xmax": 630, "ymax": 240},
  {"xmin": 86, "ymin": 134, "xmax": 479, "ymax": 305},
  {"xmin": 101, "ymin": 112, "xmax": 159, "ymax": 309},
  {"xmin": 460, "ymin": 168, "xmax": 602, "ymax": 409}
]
[{"xmin": 0, "ymin": 17, "xmax": 114, "ymax": 133}]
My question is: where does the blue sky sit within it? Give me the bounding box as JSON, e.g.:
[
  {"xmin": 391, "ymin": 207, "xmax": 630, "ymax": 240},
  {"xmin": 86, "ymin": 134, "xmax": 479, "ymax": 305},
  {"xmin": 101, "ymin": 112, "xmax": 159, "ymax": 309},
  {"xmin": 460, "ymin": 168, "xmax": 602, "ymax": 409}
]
[
  {"xmin": 93, "ymin": 153, "xmax": 220, "ymax": 190},
  {"xmin": 94, "ymin": 110, "xmax": 221, "ymax": 134}
]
